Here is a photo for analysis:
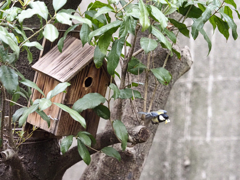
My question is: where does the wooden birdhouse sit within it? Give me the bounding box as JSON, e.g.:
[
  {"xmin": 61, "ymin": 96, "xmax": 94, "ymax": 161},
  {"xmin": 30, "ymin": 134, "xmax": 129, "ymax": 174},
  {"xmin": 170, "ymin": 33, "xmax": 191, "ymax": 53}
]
[{"xmin": 27, "ymin": 36, "xmax": 111, "ymax": 137}]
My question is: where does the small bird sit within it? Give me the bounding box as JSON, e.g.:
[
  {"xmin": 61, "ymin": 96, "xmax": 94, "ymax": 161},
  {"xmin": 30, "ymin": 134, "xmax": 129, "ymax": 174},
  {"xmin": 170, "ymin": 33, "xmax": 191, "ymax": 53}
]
[{"xmin": 138, "ymin": 109, "xmax": 170, "ymax": 124}]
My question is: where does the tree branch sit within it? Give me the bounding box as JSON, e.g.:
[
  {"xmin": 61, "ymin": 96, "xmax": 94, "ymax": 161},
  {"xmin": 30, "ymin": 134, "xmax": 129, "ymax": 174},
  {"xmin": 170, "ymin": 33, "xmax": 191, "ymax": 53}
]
[{"xmin": 51, "ymin": 125, "xmax": 150, "ymax": 180}]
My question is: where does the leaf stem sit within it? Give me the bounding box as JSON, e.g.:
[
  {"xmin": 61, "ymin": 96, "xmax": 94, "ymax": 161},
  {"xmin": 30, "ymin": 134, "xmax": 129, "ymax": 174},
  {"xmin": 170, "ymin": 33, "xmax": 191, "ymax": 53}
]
[{"xmin": 5, "ymin": 99, "xmax": 26, "ymax": 108}]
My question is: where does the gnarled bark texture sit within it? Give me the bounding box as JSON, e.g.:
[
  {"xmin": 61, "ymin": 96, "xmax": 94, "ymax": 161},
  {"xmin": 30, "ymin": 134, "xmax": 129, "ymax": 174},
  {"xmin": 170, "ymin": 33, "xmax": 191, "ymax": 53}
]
[{"xmin": 80, "ymin": 34, "xmax": 193, "ymax": 180}]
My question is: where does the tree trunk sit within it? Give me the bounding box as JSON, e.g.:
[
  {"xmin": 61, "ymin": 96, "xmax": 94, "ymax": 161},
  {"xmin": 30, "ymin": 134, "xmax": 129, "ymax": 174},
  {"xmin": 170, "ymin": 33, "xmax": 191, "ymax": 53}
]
[{"xmin": 80, "ymin": 32, "xmax": 193, "ymax": 179}]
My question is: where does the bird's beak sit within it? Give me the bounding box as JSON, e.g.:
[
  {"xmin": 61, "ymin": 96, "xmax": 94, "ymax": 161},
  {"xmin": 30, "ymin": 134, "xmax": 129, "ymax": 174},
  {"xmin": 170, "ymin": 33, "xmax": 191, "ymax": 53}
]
[{"xmin": 165, "ymin": 119, "xmax": 170, "ymax": 124}]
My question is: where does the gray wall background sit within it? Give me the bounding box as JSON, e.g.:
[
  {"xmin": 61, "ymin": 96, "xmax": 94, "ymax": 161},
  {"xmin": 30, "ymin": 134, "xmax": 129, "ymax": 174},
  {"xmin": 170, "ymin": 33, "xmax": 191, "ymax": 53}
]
[{"xmin": 64, "ymin": 1, "xmax": 240, "ymax": 179}]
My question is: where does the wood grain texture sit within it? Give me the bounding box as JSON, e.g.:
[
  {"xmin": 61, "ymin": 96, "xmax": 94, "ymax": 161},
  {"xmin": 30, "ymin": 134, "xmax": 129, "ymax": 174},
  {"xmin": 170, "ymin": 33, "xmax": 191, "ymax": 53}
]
[{"xmin": 33, "ymin": 36, "xmax": 95, "ymax": 82}]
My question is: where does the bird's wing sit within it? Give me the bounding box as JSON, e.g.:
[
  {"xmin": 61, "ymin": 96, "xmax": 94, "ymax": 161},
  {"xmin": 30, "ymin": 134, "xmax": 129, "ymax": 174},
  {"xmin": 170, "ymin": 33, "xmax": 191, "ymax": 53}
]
[{"xmin": 149, "ymin": 112, "xmax": 160, "ymax": 117}]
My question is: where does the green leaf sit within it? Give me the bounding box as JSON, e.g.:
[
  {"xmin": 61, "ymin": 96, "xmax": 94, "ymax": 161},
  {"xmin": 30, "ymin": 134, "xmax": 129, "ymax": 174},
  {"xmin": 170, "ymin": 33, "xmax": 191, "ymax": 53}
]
[
  {"xmin": 25, "ymin": 47, "xmax": 33, "ymax": 63},
  {"xmin": 80, "ymin": 24, "xmax": 91, "ymax": 47},
  {"xmin": 93, "ymin": 104, "xmax": 110, "ymax": 119},
  {"xmin": 125, "ymin": 4, "xmax": 140, "ymax": 18},
  {"xmin": 0, "ymin": 31, "xmax": 20, "ymax": 57},
  {"xmin": 70, "ymin": 15, "xmax": 92, "ymax": 28},
  {"xmin": 140, "ymin": 37, "xmax": 158, "ymax": 54},
  {"xmin": 53, "ymin": 0, "xmax": 67, "ymax": 12},
  {"xmin": 98, "ymin": 27, "xmax": 118, "ymax": 54},
  {"xmin": 88, "ymin": 1, "xmax": 112, "ymax": 10},
  {"xmin": 77, "ymin": 139, "xmax": 91, "ymax": 165},
  {"xmin": 225, "ymin": 0, "xmax": 237, "ymax": 9},
  {"xmin": 150, "ymin": 5, "xmax": 168, "ymax": 29},
  {"xmin": 39, "ymin": 98, "xmax": 52, "ymax": 111},
  {"xmin": 93, "ymin": 6, "xmax": 114, "ymax": 19},
  {"xmin": 191, "ymin": 4, "xmax": 217, "ymax": 39},
  {"xmin": 29, "ymin": 1, "xmax": 48, "ymax": 20},
  {"xmin": 60, "ymin": 135, "xmax": 73, "ymax": 155},
  {"xmin": 23, "ymin": 42, "xmax": 43, "ymax": 50},
  {"xmin": 57, "ymin": 23, "xmax": 80, "ymax": 52},
  {"xmin": 151, "ymin": 26, "xmax": 172, "ymax": 51},
  {"xmin": 47, "ymin": 82, "xmax": 70, "ymax": 99},
  {"xmin": 113, "ymin": 120, "xmax": 128, "ymax": 151},
  {"xmin": 20, "ymin": 79, "xmax": 45, "ymax": 97},
  {"xmin": 107, "ymin": 37, "xmax": 125, "ymax": 75},
  {"xmin": 56, "ymin": 12, "xmax": 72, "ymax": 26},
  {"xmin": 139, "ymin": 0, "xmax": 150, "ymax": 31},
  {"xmin": 17, "ymin": 9, "xmax": 36, "ymax": 23},
  {"xmin": 80, "ymin": 131, "xmax": 96, "ymax": 145},
  {"xmin": 35, "ymin": 110, "xmax": 50, "ymax": 127},
  {"xmin": 77, "ymin": 132, "xmax": 92, "ymax": 146},
  {"xmin": 178, "ymin": 4, "xmax": 202, "ymax": 18},
  {"xmin": 126, "ymin": 82, "xmax": 144, "ymax": 88},
  {"xmin": 19, "ymin": 104, "xmax": 39, "ymax": 127},
  {"xmin": 72, "ymin": 93, "xmax": 106, "ymax": 113},
  {"xmin": 88, "ymin": 20, "xmax": 122, "ymax": 40},
  {"xmin": 109, "ymin": 83, "xmax": 120, "ymax": 100},
  {"xmin": 224, "ymin": 6, "xmax": 233, "ymax": 19},
  {"xmin": 94, "ymin": 46, "xmax": 105, "ymax": 68},
  {"xmin": 214, "ymin": 16, "xmax": 229, "ymax": 40},
  {"xmin": 0, "ymin": 65, "xmax": 18, "ymax": 94},
  {"xmin": 43, "ymin": 24, "xmax": 59, "ymax": 42},
  {"xmin": 54, "ymin": 103, "xmax": 86, "ymax": 128},
  {"xmin": 169, "ymin": 18, "xmax": 189, "ymax": 38},
  {"xmin": 119, "ymin": 16, "xmax": 137, "ymax": 38},
  {"xmin": 172, "ymin": 48, "xmax": 181, "ymax": 59},
  {"xmin": 199, "ymin": 28, "xmax": 212, "ymax": 55},
  {"xmin": 108, "ymin": 0, "xmax": 119, "ymax": 4},
  {"xmin": 12, "ymin": 107, "xmax": 27, "ymax": 123},
  {"xmin": 127, "ymin": 57, "xmax": 146, "ymax": 75},
  {"xmin": 163, "ymin": 28, "xmax": 177, "ymax": 44},
  {"xmin": 220, "ymin": 11, "xmax": 238, "ymax": 40},
  {"xmin": 101, "ymin": 147, "xmax": 121, "ymax": 161},
  {"xmin": 3, "ymin": 7, "xmax": 21, "ymax": 22},
  {"xmin": 151, "ymin": 67, "xmax": 172, "ymax": 85},
  {"xmin": 119, "ymin": 89, "xmax": 142, "ymax": 99}
]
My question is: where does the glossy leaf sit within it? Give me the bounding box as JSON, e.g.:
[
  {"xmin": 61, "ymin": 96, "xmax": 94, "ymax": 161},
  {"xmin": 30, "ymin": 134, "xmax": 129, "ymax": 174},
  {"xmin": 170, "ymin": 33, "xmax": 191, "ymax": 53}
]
[
  {"xmin": 20, "ymin": 79, "xmax": 45, "ymax": 97},
  {"xmin": 17, "ymin": 9, "xmax": 36, "ymax": 23},
  {"xmin": 80, "ymin": 24, "xmax": 91, "ymax": 47},
  {"xmin": 127, "ymin": 57, "xmax": 146, "ymax": 75},
  {"xmin": 101, "ymin": 147, "xmax": 121, "ymax": 161},
  {"xmin": 140, "ymin": 37, "xmax": 158, "ymax": 54},
  {"xmin": 225, "ymin": 0, "xmax": 237, "ymax": 9},
  {"xmin": 39, "ymin": 98, "xmax": 52, "ymax": 111},
  {"xmin": 93, "ymin": 104, "xmax": 110, "ymax": 119},
  {"xmin": 54, "ymin": 103, "xmax": 86, "ymax": 128},
  {"xmin": 70, "ymin": 15, "xmax": 92, "ymax": 28},
  {"xmin": 12, "ymin": 107, "xmax": 27, "ymax": 123},
  {"xmin": 43, "ymin": 24, "xmax": 59, "ymax": 42},
  {"xmin": 163, "ymin": 28, "xmax": 177, "ymax": 43},
  {"xmin": 139, "ymin": 0, "xmax": 150, "ymax": 31},
  {"xmin": 47, "ymin": 82, "xmax": 70, "ymax": 99},
  {"xmin": 80, "ymin": 131, "xmax": 96, "ymax": 145},
  {"xmin": 178, "ymin": 3, "xmax": 202, "ymax": 18},
  {"xmin": 109, "ymin": 83, "xmax": 120, "ymax": 100},
  {"xmin": 214, "ymin": 16, "xmax": 230, "ymax": 40},
  {"xmin": 119, "ymin": 89, "xmax": 142, "ymax": 99},
  {"xmin": 0, "ymin": 65, "xmax": 18, "ymax": 94},
  {"xmin": 151, "ymin": 67, "xmax": 172, "ymax": 85},
  {"xmin": 53, "ymin": 0, "xmax": 67, "ymax": 12},
  {"xmin": 77, "ymin": 139, "xmax": 91, "ymax": 165},
  {"xmin": 19, "ymin": 104, "xmax": 39, "ymax": 127},
  {"xmin": 29, "ymin": 1, "xmax": 48, "ymax": 20},
  {"xmin": 23, "ymin": 42, "xmax": 43, "ymax": 50},
  {"xmin": 199, "ymin": 28, "xmax": 212, "ymax": 54},
  {"xmin": 224, "ymin": 6, "xmax": 233, "ymax": 19},
  {"xmin": 151, "ymin": 26, "xmax": 172, "ymax": 51},
  {"xmin": 56, "ymin": 12, "xmax": 72, "ymax": 26},
  {"xmin": 150, "ymin": 5, "xmax": 168, "ymax": 29},
  {"xmin": 113, "ymin": 120, "xmax": 128, "ymax": 151},
  {"xmin": 77, "ymin": 132, "xmax": 92, "ymax": 146},
  {"xmin": 94, "ymin": 46, "xmax": 105, "ymax": 68},
  {"xmin": 107, "ymin": 37, "xmax": 125, "ymax": 75},
  {"xmin": 36, "ymin": 110, "xmax": 50, "ymax": 127},
  {"xmin": 72, "ymin": 93, "xmax": 106, "ymax": 113},
  {"xmin": 88, "ymin": 20, "xmax": 122, "ymax": 40},
  {"xmin": 220, "ymin": 12, "xmax": 238, "ymax": 40},
  {"xmin": 93, "ymin": 6, "xmax": 113, "ymax": 19},
  {"xmin": 60, "ymin": 135, "xmax": 73, "ymax": 155},
  {"xmin": 119, "ymin": 16, "xmax": 136, "ymax": 38},
  {"xmin": 169, "ymin": 18, "xmax": 189, "ymax": 38}
]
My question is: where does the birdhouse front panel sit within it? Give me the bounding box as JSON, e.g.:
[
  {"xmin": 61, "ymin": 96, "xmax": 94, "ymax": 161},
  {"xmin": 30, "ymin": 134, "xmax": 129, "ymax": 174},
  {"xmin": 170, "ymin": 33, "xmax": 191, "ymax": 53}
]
[{"xmin": 27, "ymin": 36, "xmax": 111, "ymax": 137}]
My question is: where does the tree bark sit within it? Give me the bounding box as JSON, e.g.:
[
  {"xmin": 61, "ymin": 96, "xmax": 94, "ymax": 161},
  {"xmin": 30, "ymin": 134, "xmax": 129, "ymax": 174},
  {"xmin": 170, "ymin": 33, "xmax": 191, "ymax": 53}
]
[{"xmin": 80, "ymin": 33, "xmax": 193, "ymax": 179}]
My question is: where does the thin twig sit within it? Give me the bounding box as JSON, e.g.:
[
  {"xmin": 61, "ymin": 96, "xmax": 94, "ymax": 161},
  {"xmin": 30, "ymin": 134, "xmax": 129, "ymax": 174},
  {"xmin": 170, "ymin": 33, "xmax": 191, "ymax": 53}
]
[
  {"xmin": 117, "ymin": 0, "xmax": 134, "ymax": 13},
  {"xmin": 5, "ymin": 99, "xmax": 26, "ymax": 108},
  {"xmin": 132, "ymin": 48, "xmax": 144, "ymax": 57},
  {"xmin": 0, "ymin": 87, "xmax": 6, "ymax": 150}
]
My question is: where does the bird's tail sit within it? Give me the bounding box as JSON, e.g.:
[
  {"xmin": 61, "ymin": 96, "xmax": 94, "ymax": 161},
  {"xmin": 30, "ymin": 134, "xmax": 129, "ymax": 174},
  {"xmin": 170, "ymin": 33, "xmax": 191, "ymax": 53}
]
[{"xmin": 138, "ymin": 112, "xmax": 152, "ymax": 119}]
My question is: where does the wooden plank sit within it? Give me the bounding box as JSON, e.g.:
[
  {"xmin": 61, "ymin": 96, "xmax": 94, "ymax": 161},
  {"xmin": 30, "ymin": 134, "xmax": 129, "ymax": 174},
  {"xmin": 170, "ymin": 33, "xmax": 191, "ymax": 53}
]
[
  {"xmin": 56, "ymin": 62, "xmax": 110, "ymax": 136},
  {"xmin": 27, "ymin": 73, "xmax": 65, "ymax": 134},
  {"xmin": 32, "ymin": 36, "xmax": 95, "ymax": 82}
]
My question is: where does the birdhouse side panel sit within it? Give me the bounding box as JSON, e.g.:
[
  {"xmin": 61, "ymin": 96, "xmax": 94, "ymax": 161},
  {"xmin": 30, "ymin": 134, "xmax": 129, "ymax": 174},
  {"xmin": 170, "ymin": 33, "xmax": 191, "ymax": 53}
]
[
  {"xmin": 27, "ymin": 72, "xmax": 65, "ymax": 134},
  {"xmin": 56, "ymin": 62, "xmax": 110, "ymax": 136}
]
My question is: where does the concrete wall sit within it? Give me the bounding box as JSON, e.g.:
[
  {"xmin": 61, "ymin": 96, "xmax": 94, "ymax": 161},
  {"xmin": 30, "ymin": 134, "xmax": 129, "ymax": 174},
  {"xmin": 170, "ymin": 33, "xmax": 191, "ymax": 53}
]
[{"xmin": 140, "ymin": 2, "xmax": 240, "ymax": 179}]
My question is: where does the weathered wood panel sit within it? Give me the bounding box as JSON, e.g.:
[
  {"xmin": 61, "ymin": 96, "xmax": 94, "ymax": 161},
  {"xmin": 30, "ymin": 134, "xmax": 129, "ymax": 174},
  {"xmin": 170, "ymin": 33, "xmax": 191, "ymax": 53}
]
[
  {"xmin": 27, "ymin": 72, "xmax": 65, "ymax": 133},
  {"xmin": 33, "ymin": 36, "xmax": 95, "ymax": 82},
  {"xmin": 56, "ymin": 61, "xmax": 110, "ymax": 136}
]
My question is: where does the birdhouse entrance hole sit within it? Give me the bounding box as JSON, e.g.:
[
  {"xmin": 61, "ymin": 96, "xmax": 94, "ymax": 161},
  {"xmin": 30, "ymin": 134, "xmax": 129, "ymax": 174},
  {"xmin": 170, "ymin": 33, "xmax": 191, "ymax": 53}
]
[{"xmin": 84, "ymin": 77, "xmax": 93, "ymax": 88}]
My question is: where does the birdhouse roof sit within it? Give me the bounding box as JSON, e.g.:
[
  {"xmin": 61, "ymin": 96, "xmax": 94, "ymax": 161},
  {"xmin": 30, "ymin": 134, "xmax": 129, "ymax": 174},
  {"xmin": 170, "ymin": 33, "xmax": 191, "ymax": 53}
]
[{"xmin": 32, "ymin": 36, "xmax": 96, "ymax": 82}]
